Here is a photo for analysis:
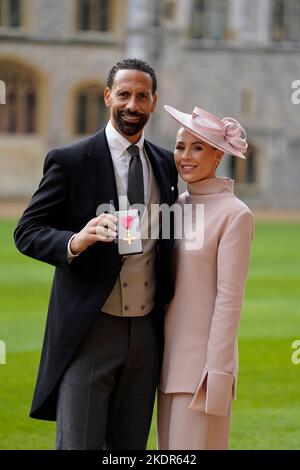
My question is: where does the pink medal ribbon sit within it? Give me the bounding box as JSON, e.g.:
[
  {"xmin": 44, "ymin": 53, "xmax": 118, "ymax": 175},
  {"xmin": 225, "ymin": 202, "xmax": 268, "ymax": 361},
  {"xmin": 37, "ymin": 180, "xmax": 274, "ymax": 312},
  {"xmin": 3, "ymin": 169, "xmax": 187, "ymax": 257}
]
[
  {"xmin": 121, "ymin": 215, "xmax": 136, "ymax": 246},
  {"xmin": 122, "ymin": 216, "xmax": 134, "ymax": 230}
]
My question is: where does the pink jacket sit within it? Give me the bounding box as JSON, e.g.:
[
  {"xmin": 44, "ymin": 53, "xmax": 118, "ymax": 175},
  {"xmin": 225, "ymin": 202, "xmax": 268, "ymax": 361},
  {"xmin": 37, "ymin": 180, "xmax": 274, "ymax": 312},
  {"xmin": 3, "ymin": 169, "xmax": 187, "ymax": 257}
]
[{"xmin": 158, "ymin": 177, "xmax": 254, "ymax": 416}]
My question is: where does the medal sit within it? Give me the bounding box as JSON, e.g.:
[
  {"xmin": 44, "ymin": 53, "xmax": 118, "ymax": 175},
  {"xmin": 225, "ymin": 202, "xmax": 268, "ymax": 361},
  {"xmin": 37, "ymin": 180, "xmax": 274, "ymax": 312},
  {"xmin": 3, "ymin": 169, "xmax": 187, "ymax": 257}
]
[
  {"xmin": 116, "ymin": 209, "xmax": 143, "ymax": 256},
  {"xmin": 121, "ymin": 215, "xmax": 136, "ymax": 246}
]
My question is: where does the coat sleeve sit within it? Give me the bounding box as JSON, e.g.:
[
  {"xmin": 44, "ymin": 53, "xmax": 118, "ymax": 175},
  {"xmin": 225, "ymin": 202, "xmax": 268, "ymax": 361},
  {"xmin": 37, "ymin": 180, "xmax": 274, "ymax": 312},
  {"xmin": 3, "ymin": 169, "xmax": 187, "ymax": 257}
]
[
  {"xmin": 14, "ymin": 149, "xmax": 76, "ymax": 271},
  {"xmin": 189, "ymin": 209, "xmax": 254, "ymax": 416}
]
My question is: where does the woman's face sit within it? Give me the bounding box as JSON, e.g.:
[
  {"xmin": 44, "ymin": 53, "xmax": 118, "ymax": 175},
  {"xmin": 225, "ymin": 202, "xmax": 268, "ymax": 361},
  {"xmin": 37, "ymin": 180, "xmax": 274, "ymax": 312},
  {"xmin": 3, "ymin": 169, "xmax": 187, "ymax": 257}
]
[{"xmin": 174, "ymin": 127, "xmax": 223, "ymax": 183}]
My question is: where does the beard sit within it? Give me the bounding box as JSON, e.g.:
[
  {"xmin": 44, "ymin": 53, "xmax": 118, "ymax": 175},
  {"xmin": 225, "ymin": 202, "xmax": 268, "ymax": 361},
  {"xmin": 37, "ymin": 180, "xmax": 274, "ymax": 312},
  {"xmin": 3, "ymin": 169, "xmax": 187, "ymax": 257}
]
[{"xmin": 113, "ymin": 109, "xmax": 150, "ymax": 136}]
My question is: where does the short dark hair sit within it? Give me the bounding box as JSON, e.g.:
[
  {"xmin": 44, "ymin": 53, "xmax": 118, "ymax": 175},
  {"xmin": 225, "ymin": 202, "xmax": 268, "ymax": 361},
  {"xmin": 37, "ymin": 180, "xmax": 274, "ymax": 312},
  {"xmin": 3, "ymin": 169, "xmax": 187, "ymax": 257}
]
[{"xmin": 107, "ymin": 58, "xmax": 157, "ymax": 94}]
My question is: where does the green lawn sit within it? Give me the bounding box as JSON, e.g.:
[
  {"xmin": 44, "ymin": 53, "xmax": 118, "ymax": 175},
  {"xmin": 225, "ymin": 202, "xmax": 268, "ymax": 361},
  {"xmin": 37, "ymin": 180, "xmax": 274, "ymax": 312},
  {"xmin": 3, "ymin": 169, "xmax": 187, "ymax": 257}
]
[{"xmin": 0, "ymin": 220, "xmax": 299, "ymax": 450}]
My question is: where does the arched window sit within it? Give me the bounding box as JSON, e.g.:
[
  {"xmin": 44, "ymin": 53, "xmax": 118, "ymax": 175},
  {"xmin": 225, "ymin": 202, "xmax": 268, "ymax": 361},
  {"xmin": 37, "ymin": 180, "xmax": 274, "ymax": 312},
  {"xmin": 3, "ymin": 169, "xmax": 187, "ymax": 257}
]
[
  {"xmin": 0, "ymin": 60, "xmax": 38, "ymax": 134},
  {"xmin": 75, "ymin": 84, "xmax": 107, "ymax": 135},
  {"xmin": 0, "ymin": 0, "xmax": 22, "ymax": 28},
  {"xmin": 77, "ymin": 0, "xmax": 110, "ymax": 32},
  {"xmin": 229, "ymin": 144, "xmax": 257, "ymax": 184}
]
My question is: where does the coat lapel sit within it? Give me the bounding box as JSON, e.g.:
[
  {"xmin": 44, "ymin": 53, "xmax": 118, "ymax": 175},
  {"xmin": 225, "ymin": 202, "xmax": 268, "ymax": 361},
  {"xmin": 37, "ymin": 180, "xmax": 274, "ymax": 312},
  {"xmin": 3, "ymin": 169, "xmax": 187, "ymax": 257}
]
[
  {"xmin": 83, "ymin": 128, "xmax": 119, "ymax": 213},
  {"xmin": 144, "ymin": 140, "xmax": 173, "ymax": 205}
]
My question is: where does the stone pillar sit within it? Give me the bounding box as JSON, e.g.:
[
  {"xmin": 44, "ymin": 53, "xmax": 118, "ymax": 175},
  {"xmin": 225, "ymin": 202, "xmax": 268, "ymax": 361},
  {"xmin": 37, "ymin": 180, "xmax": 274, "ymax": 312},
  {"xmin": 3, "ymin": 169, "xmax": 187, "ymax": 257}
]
[
  {"xmin": 227, "ymin": 0, "xmax": 240, "ymax": 41},
  {"xmin": 125, "ymin": 0, "xmax": 161, "ymax": 62},
  {"xmin": 176, "ymin": 0, "xmax": 193, "ymax": 34},
  {"xmin": 257, "ymin": 0, "xmax": 272, "ymax": 44},
  {"xmin": 237, "ymin": 0, "xmax": 259, "ymax": 42}
]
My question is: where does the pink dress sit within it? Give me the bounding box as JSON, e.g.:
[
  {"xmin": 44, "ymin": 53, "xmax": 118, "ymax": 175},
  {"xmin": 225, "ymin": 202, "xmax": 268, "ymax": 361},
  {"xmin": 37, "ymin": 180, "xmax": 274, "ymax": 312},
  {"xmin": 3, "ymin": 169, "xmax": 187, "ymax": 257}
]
[{"xmin": 158, "ymin": 177, "xmax": 254, "ymax": 416}]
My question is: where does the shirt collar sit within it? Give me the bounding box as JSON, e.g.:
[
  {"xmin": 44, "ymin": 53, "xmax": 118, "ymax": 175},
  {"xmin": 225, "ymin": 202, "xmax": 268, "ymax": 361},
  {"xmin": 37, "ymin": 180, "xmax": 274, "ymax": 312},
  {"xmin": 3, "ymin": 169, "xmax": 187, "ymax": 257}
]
[{"xmin": 105, "ymin": 120, "xmax": 145, "ymax": 159}]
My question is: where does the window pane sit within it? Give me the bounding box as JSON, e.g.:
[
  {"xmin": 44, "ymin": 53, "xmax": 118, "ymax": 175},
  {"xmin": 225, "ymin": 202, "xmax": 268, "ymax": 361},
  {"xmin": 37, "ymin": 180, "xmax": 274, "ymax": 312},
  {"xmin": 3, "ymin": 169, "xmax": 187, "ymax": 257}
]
[
  {"xmin": 272, "ymin": 0, "xmax": 285, "ymax": 40},
  {"xmin": 78, "ymin": 0, "xmax": 90, "ymax": 31},
  {"xmin": 191, "ymin": 0, "xmax": 205, "ymax": 38},
  {"xmin": 75, "ymin": 87, "xmax": 106, "ymax": 135},
  {"xmin": 285, "ymin": 0, "xmax": 300, "ymax": 41},
  {"xmin": 77, "ymin": 93, "xmax": 87, "ymax": 134},
  {"xmin": 86, "ymin": 91, "xmax": 103, "ymax": 133},
  {"xmin": 78, "ymin": 0, "xmax": 111, "ymax": 32},
  {"xmin": 0, "ymin": 61, "xmax": 38, "ymax": 134},
  {"xmin": 192, "ymin": 0, "xmax": 228, "ymax": 39},
  {"xmin": 229, "ymin": 156, "xmax": 236, "ymax": 180},
  {"xmin": 164, "ymin": 0, "xmax": 177, "ymax": 20},
  {"xmin": 7, "ymin": 91, "xmax": 17, "ymax": 133},
  {"xmin": 246, "ymin": 152, "xmax": 255, "ymax": 183},
  {"xmin": 0, "ymin": 0, "xmax": 3, "ymax": 26},
  {"xmin": 9, "ymin": 0, "xmax": 20, "ymax": 27},
  {"xmin": 99, "ymin": 0, "xmax": 109, "ymax": 31},
  {"xmin": 26, "ymin": 91, "xmax": 36, "ymax": 133},
  {"xmin": 208, "ymin": 0, "xmax": 228, "ymax": 40},
  {"xmin": 98, "ymin": 98, "xmax": 106, "ymax": 129}
]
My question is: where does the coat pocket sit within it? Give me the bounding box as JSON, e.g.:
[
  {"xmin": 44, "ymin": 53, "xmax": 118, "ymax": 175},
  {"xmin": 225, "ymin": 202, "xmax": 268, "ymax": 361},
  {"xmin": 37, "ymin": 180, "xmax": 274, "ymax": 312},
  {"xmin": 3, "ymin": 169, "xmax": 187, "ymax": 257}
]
[{"xmin": 188, "ymin": 369, "xmax": 235, "ymax": 417}]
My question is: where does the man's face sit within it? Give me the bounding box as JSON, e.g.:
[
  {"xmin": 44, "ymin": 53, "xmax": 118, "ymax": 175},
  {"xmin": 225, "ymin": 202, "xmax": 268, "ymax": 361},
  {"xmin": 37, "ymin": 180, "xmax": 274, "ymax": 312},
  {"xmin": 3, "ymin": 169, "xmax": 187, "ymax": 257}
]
[{"xmin": 104, "ymin": 69, "xmax": 157, "ymax": 142}]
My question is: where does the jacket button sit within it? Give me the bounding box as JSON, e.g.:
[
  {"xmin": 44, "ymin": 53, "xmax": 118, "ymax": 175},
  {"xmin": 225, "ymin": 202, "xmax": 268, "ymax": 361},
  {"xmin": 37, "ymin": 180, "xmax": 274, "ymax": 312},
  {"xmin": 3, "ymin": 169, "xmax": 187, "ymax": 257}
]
[
  {"xmin": 123, "ymin": 283, "xmax": 128, "ymax": 288},
  {"xmin": 125, "ymin": 306, "xmax": 129, "ymax": 311},
  {"xmin": 141, "ymin": 305, "xmax": 145, "ymax": 310},
  {"xmin": 144, "ymin": 282, "xmax": 148, "ymax": 287}
]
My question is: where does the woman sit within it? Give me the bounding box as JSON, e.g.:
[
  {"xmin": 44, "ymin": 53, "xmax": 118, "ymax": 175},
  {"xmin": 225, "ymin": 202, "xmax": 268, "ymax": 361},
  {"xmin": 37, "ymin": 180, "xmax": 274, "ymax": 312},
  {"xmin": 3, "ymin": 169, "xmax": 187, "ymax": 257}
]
[{"xmin": 157, "ymin": 105, "xmax": 254, "ymax": 450}]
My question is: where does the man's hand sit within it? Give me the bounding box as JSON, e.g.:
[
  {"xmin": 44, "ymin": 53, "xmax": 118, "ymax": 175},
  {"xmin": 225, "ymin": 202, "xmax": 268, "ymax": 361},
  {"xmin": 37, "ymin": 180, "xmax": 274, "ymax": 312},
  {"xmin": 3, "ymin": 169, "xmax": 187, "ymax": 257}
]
[{"xmin": 70, "ymin": 213, "xmax": 118, "ymax": 254}]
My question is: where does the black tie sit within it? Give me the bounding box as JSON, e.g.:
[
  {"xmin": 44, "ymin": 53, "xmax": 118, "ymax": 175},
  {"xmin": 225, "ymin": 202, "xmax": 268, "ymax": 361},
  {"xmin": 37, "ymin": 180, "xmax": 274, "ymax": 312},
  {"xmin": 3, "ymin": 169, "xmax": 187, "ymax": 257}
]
[{"xmin": 127, "ymin": 144, "xmax": 145, "ymax": 207}]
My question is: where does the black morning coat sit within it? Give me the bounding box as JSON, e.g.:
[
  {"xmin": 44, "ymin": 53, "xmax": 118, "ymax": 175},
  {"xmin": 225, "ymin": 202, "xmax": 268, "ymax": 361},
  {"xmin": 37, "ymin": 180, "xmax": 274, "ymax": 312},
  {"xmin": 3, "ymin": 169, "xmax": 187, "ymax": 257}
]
[{"xmin": 14, "ymin": 128, "xmax": 179, "ymax": 421}]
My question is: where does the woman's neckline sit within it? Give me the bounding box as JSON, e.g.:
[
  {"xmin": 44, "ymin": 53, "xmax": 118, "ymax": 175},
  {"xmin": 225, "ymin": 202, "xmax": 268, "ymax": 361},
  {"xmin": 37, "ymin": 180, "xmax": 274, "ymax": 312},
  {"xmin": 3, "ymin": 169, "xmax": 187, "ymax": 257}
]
[{"xmin": 187, "ymin": 177, "xmax": 234, "ymax": 196}]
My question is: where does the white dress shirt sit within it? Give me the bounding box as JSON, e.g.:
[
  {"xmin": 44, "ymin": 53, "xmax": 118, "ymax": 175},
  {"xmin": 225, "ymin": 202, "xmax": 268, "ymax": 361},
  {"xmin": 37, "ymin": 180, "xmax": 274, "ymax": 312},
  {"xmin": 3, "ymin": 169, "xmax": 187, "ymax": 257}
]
[
  {"xmin": 68, "ymin": 120, "xmax": 150, "ymax": 259},
  {"xmin": 105, "ymin": 120, "xmax": 150, "ymax": 202}
]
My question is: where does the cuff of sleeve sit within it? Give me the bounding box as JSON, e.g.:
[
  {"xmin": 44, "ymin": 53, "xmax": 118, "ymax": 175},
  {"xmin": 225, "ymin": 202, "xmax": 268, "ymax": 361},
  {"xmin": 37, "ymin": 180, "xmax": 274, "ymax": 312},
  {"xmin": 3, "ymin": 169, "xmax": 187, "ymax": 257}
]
[
  {"xmin": 67, "ymin": 234, "xmax": 81, "ymax": 262},
  {"xmin": 188, "ymin": 369, "xmax": 235, "ymax": 417}
]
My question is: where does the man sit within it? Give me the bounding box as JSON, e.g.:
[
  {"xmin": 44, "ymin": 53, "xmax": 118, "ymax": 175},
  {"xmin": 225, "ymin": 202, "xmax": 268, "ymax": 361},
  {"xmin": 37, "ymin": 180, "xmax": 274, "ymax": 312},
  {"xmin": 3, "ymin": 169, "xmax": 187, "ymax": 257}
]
[{"xmin": 14, "ymin": 58, "xmax": 178, "ymax": 450}]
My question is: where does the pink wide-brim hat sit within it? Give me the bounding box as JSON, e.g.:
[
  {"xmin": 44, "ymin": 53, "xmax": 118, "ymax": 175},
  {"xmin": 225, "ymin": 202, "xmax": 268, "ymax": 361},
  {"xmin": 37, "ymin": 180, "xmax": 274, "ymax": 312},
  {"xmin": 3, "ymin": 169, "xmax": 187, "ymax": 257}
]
[{"xmin": 164, "ymin": 105, "xmax": 248, "ymax": 159}]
